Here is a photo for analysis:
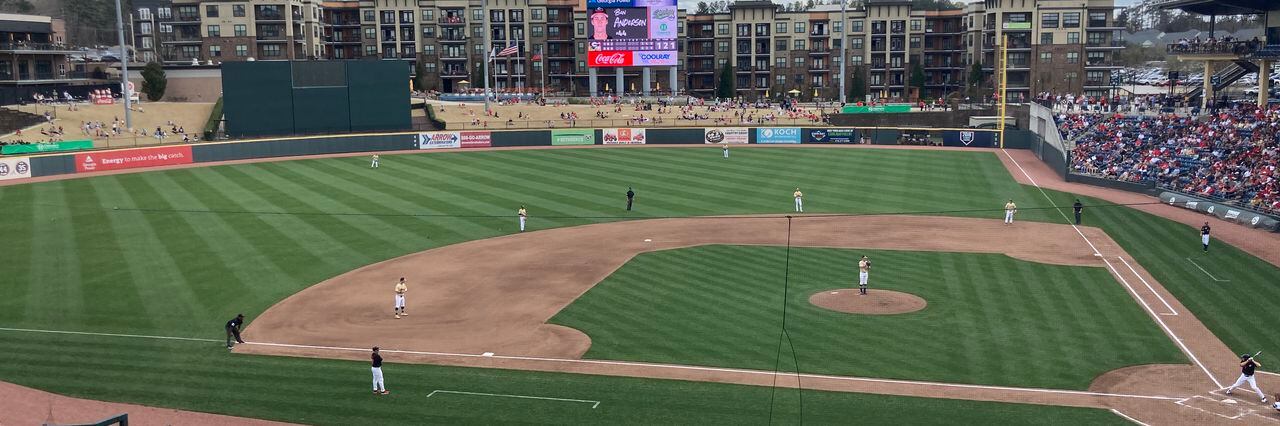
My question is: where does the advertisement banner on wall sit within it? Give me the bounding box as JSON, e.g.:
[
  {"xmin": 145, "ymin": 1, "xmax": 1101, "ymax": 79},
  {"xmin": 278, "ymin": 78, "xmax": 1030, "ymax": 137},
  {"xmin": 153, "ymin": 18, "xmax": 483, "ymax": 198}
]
[
  {"xmin": 941, "ymin": 130, "xmax": 997, "ymax": 148},
  {"xmin": 75, "ymin": 145, "xmax": 193, "ymax": 173},
  {"xmin": 804, "ymin": 128, "xmax": 858, "ymax": 143},
  {"xmin": 704, "ymin": 127, "xmax": 749, "ymax": 144},
  {"xmin": 0, "ymin": 139, "xmax": 94, "ymax": 155},
  {"xmin": 603, "ymin": 128, "xmax": 647, "ymax": 144},
  {"xmin": 459, "ymin": 131, "xmax": 492, "ymax": 148},
  {"xmin": 0, "ymin": 156, "xmax": 32, "ymax": 181},
  {"xmin": 418, "ymin": 131, "xmax": 462, "ymax": 149},
  {"xmin": 551, "ymin": 129, "xmax": 596, "ymax": 145},
  {"xmin": 755, "ymin": 127, "xmax": 802, "ymax": 144}
]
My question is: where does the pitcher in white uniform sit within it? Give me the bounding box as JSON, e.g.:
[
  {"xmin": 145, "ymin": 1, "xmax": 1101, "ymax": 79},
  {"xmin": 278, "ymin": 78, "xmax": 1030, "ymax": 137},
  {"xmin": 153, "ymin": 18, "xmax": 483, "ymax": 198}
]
[
  {"xmin": 393, "ymin": 277, "xmax": 407, "ymax": 319},
  {"xmin": 793, "ymin": 188, "xmax": 804, "ymax": 212},
  {"xmin": 1003, "ymin": 200, "xmax": 1017, "ymax": 224}
]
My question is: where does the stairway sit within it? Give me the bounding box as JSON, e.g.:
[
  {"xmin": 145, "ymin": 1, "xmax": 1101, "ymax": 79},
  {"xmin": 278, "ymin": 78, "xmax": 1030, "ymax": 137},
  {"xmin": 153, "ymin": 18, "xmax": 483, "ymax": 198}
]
[{"xmin": 1184, "ymin": 60, "xmax": 1259, "ymax": 101}]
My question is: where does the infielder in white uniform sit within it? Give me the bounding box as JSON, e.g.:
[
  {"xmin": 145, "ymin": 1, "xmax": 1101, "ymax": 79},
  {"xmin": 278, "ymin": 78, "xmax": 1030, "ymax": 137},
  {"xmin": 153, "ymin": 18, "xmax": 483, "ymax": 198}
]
[
  {"xmin": 393, "ymin": 277, "xmax": 407, "ymax": 319},
  {"xmin": 793, "ymin": 188, "xmax": 804, "ymax": 212},
  {"xmin": 857, "ymin": 256, "xmax": 870, "ymax": 295},
  {"xmin": 1003, "ymin": 200, "xmax": 1017, "ymax": 224},
  {"xmin": 371, "ymin": 154, "xmax": 380, "ymax": 168},
  {"xmin": 722, "ymin": 144, "xmax": 729, "ymax": 159},
  {"xmin": 371, "ymin": 347, "xmax": 389, "ymax": 395},
  {"xmin": 518, "ymin": 205, "xmax": 528, "ymax": 232},
  {"xmin": 1226, "ymin": 353, "xmax": 1267, "ymax": 403}
]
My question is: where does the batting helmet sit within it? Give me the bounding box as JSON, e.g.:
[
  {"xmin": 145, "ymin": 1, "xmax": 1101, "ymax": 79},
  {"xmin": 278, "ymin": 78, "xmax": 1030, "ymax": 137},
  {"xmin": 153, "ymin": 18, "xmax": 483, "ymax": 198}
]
[{"xmin": 1242, "ymin": 353, "xmax": 1252, "ymax": 360}]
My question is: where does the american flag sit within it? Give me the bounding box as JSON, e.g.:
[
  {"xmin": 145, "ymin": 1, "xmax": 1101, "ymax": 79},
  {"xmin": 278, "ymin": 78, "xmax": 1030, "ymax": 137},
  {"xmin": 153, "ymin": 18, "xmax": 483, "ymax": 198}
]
[{"xmin": 497, "ymin": 44, "xmax": 519, "ymax": 57}]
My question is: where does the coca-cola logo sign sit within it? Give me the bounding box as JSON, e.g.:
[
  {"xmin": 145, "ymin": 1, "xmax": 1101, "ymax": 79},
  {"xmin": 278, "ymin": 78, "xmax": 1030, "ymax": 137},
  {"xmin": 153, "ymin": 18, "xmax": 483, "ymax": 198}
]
[{"xmin": 589, "ymin": 51, "xmax": 633, "ymax": 67}]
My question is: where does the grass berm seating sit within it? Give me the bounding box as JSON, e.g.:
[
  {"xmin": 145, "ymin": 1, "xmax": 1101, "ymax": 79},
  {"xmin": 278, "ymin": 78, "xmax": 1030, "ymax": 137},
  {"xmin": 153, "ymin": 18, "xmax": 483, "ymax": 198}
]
[{"xmin": 0, "ymin": 107, "xmax": 44, "ymax": 135}]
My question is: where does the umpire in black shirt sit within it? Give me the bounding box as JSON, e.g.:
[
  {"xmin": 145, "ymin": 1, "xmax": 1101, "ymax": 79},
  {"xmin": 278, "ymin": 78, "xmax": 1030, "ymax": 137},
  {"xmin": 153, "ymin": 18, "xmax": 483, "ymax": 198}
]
[
  {"xmin": 226, "ymin": 314, "xmax": 245, "ymax": 350},
  {"xmin": 626, "ymin": 187, "xmax": 635, "ymax": 211},
  {"xmin": 1073, "ymin": 199, "xmax": 1083, "ymax": 225}
]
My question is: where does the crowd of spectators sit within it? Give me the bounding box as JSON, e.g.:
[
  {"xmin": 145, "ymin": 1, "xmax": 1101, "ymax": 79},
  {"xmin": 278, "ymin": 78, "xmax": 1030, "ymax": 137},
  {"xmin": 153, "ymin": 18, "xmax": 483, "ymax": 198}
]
[
  {"xmin": 1168, "ymin": 35, "xmax": 1261, "ymax": 55},
  {"xmin": 1063, "ymin": 103, "xmax": 1280, "ymax": 213}
]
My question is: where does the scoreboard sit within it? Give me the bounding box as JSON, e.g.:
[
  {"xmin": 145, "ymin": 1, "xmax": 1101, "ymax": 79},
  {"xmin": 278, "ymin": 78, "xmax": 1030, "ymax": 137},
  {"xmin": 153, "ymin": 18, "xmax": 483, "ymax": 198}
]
[{"xmin": 587, "ymin": 0, "xmax": 678, "ymax": 67}]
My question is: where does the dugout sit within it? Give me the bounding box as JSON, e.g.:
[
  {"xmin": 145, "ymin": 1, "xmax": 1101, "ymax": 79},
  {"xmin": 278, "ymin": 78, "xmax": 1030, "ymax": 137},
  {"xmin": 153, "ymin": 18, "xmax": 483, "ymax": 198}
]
[{"xmin": 222, "ymin": 60, "xmax": 410, "ymax": 138}]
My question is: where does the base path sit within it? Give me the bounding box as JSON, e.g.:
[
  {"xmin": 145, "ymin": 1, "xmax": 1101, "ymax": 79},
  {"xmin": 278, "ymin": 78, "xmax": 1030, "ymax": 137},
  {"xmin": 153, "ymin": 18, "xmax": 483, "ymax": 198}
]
[{"xmin": 0, "ymin": 379, "xmax": 295, "ymax": 426}]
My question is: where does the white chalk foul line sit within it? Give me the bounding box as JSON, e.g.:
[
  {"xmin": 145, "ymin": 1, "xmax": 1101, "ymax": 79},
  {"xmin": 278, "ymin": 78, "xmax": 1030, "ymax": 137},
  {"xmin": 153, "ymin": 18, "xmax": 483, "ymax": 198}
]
[
  {"xmin": 1186, "ymin": 257, "xmax": 1230, "ymax": 282},
  {"xmin": 0, "ymin": 326, "xmax": 1184, "ymax": 403},
  {"xmin": 1118, "ymin": 257, "xmax": 1178, "ymax": 316},
  {"xmin": 428, "ymin": 389, "xmax": 600, "ymax": 408},
  {"xmin": 1000, "ymin": 149, "xmax": 1224, "ymax": 390},
  {"xmin": 1110, "ymin": 408, "xmax": 1152, "ymax": 426}
]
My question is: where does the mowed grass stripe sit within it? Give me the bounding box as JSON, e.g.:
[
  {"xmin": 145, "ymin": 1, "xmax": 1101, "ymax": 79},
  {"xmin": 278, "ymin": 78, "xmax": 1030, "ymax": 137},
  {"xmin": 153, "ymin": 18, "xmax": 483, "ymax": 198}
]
[
  {"xmin": 24, "ymin": 181, "xmax": 83, "ymax": 325},
  {"xmin": 554, "ymin": 245, "xmax": 1184, "ymax": 389},
  {"xmin": 0, "ymin": 184, "xmax": 34, "ymax": 319}
]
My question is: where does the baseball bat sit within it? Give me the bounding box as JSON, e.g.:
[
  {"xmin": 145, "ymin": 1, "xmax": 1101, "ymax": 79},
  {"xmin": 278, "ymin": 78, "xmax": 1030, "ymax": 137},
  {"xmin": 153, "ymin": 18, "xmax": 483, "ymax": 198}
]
[{"xmin": 1254, "ymin": 350, "xmax": 1263, "ymax": 358}]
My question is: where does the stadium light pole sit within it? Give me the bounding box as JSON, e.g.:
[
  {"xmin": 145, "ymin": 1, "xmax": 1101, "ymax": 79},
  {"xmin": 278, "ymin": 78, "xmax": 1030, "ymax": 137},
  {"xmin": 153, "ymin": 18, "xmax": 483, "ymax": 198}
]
[
  {"xmin": 113, "ymin": 0, "xmax": 132, "ymax": 128},
  {"xmin": 838, "ymin": 0, "xmax": 847, "ymax": 105},
  {"xmin": 483, "ymin": 8, "xmax": 491, "ymax": 113}
]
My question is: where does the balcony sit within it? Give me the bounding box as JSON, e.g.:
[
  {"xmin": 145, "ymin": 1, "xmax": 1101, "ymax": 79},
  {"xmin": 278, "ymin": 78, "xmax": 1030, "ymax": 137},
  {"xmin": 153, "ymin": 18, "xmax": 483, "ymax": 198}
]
[
  {"xmin": 736, "ymin": 66, "xmax": 752, "ymax": 73},
  {"xmin": 441, "ymin": 69, "xmax": 468, "ymax": 77},
  {"xmin": 328, "ymin": 20, "xmax": 360, "ymax": 27},
  {"xmin": 1166, "ymin": 41, "xmax": 1259, "ymax": 57},
  {"xmin": 1085, "ymin": 40, "xmax": 1125, "ymax": 49},
  {"xmin": 0, "ymin": 42, "xmax": 81, "ymax": 54},
  {"xmin": 1085, "ymin": 59, "xmax": 1119, "ymax": 68},
  {"xmin": 175, "ymin": 14, "xmax": 200, "ymax": 22},
  {"xmin": 688, "ymin": 48, "xmax": 714, "ymax": 57},
  {"xmin": 809, "ymin": 48, "xmax": 830, "ymax": 55},
  {"xmin": 546, "ymin": 50, "xmax": 574, "ymax": 58},
  {"xmin": 256, "ymin": 12, "xmax": 285, "ymax": 21},
  {"xmin": 809, "ymin": 30, "xmax": 829, "ymax": 37},
  {"xmin": 164, "ymin": 34, "xmax": 202, "ymax": 44},
  {"xmin": 441, "ymin": 55, "xmax": 468, "ymax": 61},
  {"xmin": 1087, "ymin": 21, "xmax": 1124, "ymax": 30},
  {"xmin": 256, "ymin": 34, "xmax": 287, "ymax": 41},
  {"xmin": 547, "ymin": 33, "xmax": 572, "ymax": 41},
  {"xmin": 439, "ymin": 35, "xmax": 467, "ymax": 43},
  {"xmin": 690, "ymin": 67, "xmax": 715, "ymax": 74},
  {"xmin": 925, "ymin": 26, "xmax": 962, "ymax": 35},
  {"xmin": 438, "ymin": 17, "xmax": 465, "ymax": 25}
]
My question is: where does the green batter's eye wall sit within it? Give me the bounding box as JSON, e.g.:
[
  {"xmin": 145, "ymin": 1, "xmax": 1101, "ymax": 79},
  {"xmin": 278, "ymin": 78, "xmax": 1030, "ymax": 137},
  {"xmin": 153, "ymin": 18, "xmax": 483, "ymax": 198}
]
[{"xmin": 221, "ymin": 60, "xmax": 411, "ymax": 138}]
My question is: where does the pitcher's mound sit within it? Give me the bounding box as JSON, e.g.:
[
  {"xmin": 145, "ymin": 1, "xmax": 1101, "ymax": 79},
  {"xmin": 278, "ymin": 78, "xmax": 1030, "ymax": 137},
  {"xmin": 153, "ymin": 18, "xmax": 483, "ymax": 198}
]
[{"xmin": 809, "ymin": 289, "xmax": 927, "ymax": 315}]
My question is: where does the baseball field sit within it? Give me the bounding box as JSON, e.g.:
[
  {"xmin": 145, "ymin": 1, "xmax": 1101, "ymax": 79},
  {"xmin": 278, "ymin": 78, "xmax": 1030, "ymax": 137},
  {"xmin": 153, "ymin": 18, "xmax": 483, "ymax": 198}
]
[{"xmin": 2, "ymin": 145, "xmax": 1279, "ymax": 424}]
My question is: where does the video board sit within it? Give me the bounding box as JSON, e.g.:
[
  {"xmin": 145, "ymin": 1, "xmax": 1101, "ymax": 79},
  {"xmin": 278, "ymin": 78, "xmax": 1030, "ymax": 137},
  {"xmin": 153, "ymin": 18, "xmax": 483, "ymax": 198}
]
[{"xmin": 586, "ymin": 0, "xmax": 678, "ymax": 67}]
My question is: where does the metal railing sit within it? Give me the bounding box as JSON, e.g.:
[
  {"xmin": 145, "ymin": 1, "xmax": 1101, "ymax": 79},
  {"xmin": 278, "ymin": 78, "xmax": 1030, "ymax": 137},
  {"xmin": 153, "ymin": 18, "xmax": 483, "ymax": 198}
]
[
  {"xmin": 1166, "ymin": 41, "xmax": 1259, "ymax": 55},
  {"xmin": 444, "ymin": 117, "xmax": 830, "ymax": 130},
  {"xmin": 0, "ymin": 42, "xmax": 75, "ymax": 51}
]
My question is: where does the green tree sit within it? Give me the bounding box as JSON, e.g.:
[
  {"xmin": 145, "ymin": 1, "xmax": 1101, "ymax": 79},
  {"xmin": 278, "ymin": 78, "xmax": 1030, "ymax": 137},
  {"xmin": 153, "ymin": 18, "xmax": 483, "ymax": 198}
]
[
  {"xmin": 910, "ymin": 63, "xmax": 926, "ymax": 92},
  {"xmin": 140, "ymin": 61, "xmax": 167, "ymax": 102},
  {"xmin": 848, "ymin": 65, "xmax": 867, "ymax": 101},
  {"xmin": 414, "ymin": 60, "xmax": 427, "ymax": 92},
  {"xmin": 716, "ymin": 62, "xmax": 734, "ymax": 99},
  {"xmin": 967, "ymin": 62, "xmax": 984, "ymax": 98}
]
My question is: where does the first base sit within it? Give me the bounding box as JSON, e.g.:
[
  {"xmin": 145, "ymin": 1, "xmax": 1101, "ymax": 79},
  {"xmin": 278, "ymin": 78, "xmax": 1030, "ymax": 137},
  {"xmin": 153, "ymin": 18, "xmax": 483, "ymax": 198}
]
[{"xmin": 644, "ymin": 239, "xmax": 652, "ymax": 242}]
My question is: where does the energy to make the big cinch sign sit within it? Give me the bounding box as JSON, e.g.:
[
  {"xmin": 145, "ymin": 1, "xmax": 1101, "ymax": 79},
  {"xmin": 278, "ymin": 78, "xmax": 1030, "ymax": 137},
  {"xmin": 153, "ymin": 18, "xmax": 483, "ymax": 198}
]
[{"xmin": 586, "ymin": 0, "xmax": 678, "ymax": 67}]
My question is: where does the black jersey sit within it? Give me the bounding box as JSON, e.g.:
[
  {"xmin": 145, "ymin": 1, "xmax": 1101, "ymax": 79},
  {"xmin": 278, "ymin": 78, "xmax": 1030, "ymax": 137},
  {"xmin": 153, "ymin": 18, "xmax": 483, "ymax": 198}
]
[
  {"xmin": 1201, "ymin": 224, "xmax": 1211, "ymax": 235},
  {"xmin": 1243, "ymin": 359, "xmax": 1257, "ymax": 376},
  {"xmin": 372, "ymin": 352, "xmax": 383, "ymax": 368}
]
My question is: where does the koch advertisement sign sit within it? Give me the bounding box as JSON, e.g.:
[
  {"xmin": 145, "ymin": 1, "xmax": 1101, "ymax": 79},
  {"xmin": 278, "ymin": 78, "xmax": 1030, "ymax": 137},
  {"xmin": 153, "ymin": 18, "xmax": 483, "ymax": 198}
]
[
  {"xmin": 75, "ymin": 146, "xmax": 192, "ymax": 173},
  {"xmin": 804, "ymin": 128, "xmax": 857, "ymax": 143},
  {"xmin": 603, "ymin": 128, "xmax": 646, "ymax": 144},
  {"xmin": 755, "ymin": 128, "xmax": 801, "ymax": 144},
  {"xmin": 418, "ymin": 132, "xmax": 461, "ymax": 149},
  {"xmin": 704, "ymin": 128, "xmax": 748, "ymax": 144},
  {"xmin": 0, "ymin": 156, "xmax": 32, "ymax": 181}
]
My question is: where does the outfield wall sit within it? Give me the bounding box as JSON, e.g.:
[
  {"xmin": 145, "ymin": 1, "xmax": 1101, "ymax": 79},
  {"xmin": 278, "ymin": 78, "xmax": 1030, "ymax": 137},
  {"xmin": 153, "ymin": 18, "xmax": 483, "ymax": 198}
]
[{"xmin": 17, "ymin": 126, "xmax": 1009, "ymax": 181}]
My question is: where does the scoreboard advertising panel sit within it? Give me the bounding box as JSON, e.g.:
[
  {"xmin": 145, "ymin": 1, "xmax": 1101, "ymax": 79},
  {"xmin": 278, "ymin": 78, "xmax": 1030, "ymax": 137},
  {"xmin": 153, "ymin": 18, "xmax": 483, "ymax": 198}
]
[{"xmin": 587, "ymin": 0, "xmax": 677, "ymax": 67}]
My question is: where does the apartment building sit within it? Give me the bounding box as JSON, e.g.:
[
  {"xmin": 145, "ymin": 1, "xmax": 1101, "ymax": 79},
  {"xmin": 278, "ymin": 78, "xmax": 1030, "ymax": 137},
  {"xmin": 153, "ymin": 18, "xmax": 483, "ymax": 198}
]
[
  {"xmin": 0, "ymin": 13, "xmax": 79, "ymax": 83},
  {"xmin": 149, "ymin": 0, "xmax": 323, "ymax": 64}
]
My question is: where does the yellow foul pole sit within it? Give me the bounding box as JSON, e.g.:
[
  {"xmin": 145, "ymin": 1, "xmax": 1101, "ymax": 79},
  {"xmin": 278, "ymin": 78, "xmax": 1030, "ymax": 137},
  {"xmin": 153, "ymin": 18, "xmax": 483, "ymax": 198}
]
[{"xmin": 997, "ymin": 34, "xmax": 1009, "ymax": 149}]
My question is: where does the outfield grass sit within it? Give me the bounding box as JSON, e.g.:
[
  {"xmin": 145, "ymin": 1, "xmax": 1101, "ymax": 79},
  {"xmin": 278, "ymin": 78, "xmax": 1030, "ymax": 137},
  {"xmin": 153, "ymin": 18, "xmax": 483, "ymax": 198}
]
[
  {"xmin": 0, "ymin": 146, "xmax": 1275, "ymax": 422},
  {"xmin": 551, "ymin": 246, "xmax": 1185, "ymax": 390}
]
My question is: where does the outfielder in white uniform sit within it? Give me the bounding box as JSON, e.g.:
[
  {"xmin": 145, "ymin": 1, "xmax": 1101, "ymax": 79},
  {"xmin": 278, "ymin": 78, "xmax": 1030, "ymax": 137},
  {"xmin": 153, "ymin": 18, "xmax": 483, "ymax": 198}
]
[
  {"xmin": 857, "ymin": 256, "xmax": 870, "ymax": 295},
  {"xmin": 371, "ymin": 154, "xmax": 380, "ymax": 168},
  {"xmin": 1003, "ymin": 200, "xmax": 1017, "ymax": 224},
  {"xmin": 394, "ymin": 277, "xmax": 407, "ymax": 319},
  {"xmin": 1225, "ymin": 354, "xmax": 1267, "ymax": 403},
  {"xmin": 518, "ymin": 206, "xmax": 528, "ymax": 232},
  {"xmin": 793, "ymin": 188, "xmax": 804, "ymax": 212},
  {"xmin": 371, "ymin": 347, "xmax": 389, "ymax": 395},
  {"xmin": 722, "ymin": 144, "xmax": 729, "ymax": 159}
]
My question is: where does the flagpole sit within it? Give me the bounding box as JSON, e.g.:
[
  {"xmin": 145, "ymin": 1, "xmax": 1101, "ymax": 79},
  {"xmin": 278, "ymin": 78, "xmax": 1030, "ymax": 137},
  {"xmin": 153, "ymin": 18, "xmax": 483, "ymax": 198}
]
[{"xmin": 483, "ymin": 8, "xmax": 491, "ymax": 113}]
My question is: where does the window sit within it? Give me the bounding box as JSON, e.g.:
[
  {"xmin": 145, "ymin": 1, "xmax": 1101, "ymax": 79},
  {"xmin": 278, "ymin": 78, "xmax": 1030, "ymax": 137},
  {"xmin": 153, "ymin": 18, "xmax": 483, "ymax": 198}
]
[
  {"xmin": 381, "ymin": 11, "xmax": 394, "ymax": 24},
  {"xmin": 1067, "ymin": 32, "xmax": 1080, "ymax": 44},
  {"xmin": 776, "ymin": 75, "xmax": 786, "ymax": 85},
  {"xmin": 403, "ymin": 46, "xmax": 415, "ymax": 57},
  {"xmin": 364, "ymin": 28, "xmax": 376, "ymax": 40},
  {"xmin": 909, "ymin": 36, "xmax": 920, "ymax": 49},
  {"xmin": 577, "ymin": 22, "xmax": 585, "ymax": 36},
  {"xmin": 852, "ymin": 38, "xmax": 863, "ymax": 49},
  {"xmin": 1040, "ymin": 32, "xmax": 1052, "ymax": 45},
  {"xmin": 794, "ymin": 22, "xmax": 805, "ymax": 34},
  {"xmin": 1063, "ymin": 12, "xmax": 1080, "ymax": 28},
  {"xmin": 1088, "ymin": 12, "xmax": 1107, "ymax": 27},
  {"xmin": 209, "ymin": 45, "xmax": 221, "ymax": 57},
  {"xmin": 160, "ymin": 23, "xmax": 171, "ymax": 33},
  {"xmin": 1066, "ymin": 52, "xmax": 1079, "ymax": 63},
  {"xmin": 158, "ymin": 7, "xmax": 171, "ymax": 19},
  {"xmin": 400, "ymin": 11, "xmax": 414, "ymax": 24},
  {"xmin": 139, "ymin": 22, "xmax": 152, "ymax": 35},
  {"xmin": 365, "ymin": 46, "xmax": 377, "ymax": 56},
  {"xmin": 776, "ymin": 57, "xmax": 786, "ymax": 68},
  {"xmin": 141, "ymin": 37, "xmax": 152, "ymax": 48},
  {"xmin": 776, "ymin": 39, "xmax": 787, "ymax": 51},
  {"xmin": 577, "ymin": 41, "xmax": 585, "ymax": 54},
  {"xmin": 852, "ymin": 21, "xmax": 863, "ymax": 32},
  {"xmin": 531, "ymin": 8, "xmax": 542, "ymax": 20},
  {"xmin": 737, "ymin": 24, "xmax": 750, "ymax": 37},
  {"xmin": 793, "ymin": 57, "xmax": 804, "ymax": 68},
  {"xmin": 1040, "ymin": 52, "xmax": 1052, "ymax": 63},
  {"xmin": 261, "ymin": 44, "xmax": 281, "ymax": 57},
  {"xmin": 776, "ymin": 22, "xmax": 786, "ymax": 34},
  {"xmin": 890, "ymin": 55, "xmax": 902, "ymax": 68},
  {"xmin": 833, "ymin": 21, "xmax": 842, "ymax": 33},
  {"xmin": 717, "ymin": 23, "xmax": 728, "ymax": 35},
  {"xmin": 794, "ymin": 39, "xmax": 806, "ymax": 50},
  {"xmin": 578, "ymin": 61, "xmax": 586, "ymax": 71},
  {"xmin": 718, "ymin": 58, "xmax": 728, "ymax": 68},
  {"xmin": 207, "ymin": 25, "xmax": 220, "ymax": 37},
  {"xmin": 756, "ymin": 23, "xmax": 769, "ymax": 37},
  {"xmin": 422, "ymin": 26, "xmax": 435, "ymax": 37},
  {"xmin": 425, "ymin": 62, "xmax": 437, "ymax": 72},
  {"xmin": 472, "ymin": 8, "xmax": 483, "ymax": 21},
  {"xmin": 474, "ymin": 26, "xmax": 483, "ymax": 37},
  {"xmin": 424, "ymin": 45, "xmax": 435, "ymax": 55},
  {"xmin": 910, "ymin": 20, "xmax": 921, "ymax": 31},
  {"xmin": 233, "ymin": 4, "xmax": 245, "ymax": 17},
  {"xmin": 206, "ymin": 5, "xmax": 218, "ymax": 17},
  {"xmin": 178, "ymin": 45, "xmax": 199, "ymax": 59},
  {"xmin": 363, "ymin": 10, "xmax": 374, "ymax": 22},
  {"xmin": 531, "ymin": 26, "xmax": 543, "ymax": 37},
  {"xmin": 1041, "ymin": 13, "xmax": 1058, "ymax": 28},
  {"xmin": 717, "ymin": 40, "xmax": 728, "ymax": 52},
  {"xmin": 422, "ymin": 9, "xmax": 433, "ymax": 21},
  {"xmin": 850, "ymin": 55, "xmax": 863, "ymax": 66},
  {"xmin": 137, "ymin": 7, "xmax": 152, "ymax": 20}
]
